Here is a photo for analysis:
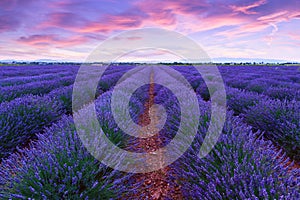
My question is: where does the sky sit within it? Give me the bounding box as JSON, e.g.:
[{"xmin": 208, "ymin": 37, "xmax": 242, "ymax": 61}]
[{"xmin": 0, "ymin": 0, "xmax": 300, "ymax": 62}]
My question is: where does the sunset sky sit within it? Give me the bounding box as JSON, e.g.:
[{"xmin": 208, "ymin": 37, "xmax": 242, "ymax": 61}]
[{"xmin": 0, "ymin": 0, "xmax": 300, "ymax": 62}]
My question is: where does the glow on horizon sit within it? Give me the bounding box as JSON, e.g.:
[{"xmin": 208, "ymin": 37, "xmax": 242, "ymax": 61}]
[{"xmin": 0, "ymin": 0, "xmax": 299, "ymax": 62}]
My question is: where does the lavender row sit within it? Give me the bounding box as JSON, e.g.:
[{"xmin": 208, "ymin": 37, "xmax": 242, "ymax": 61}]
[
  {"xmin": 0, "ymin": 71, "xmax": 74, "ymax": 87},
  {"xmin": 245, "ymin": 99, "xmax": 300, "ymax": 161},
  {"xmin": 175, "ymin": 111, "xmax": 300, "ymax": 199},
  {"xmin": 0, "ymin": 95, "xmax": 65, "ymax": 159},
  {"xmin": 0, "ymin": 116, "xmax": 136, "ymax": 199},
  {"xmin": 224, "ymin": 87, "xmax": 300, "ymax": 162},
  {"xmin": 0, "ymin": 76, "xmax": 76, "ymax": 104},
  {"xmin": 225, "ymin": 78, "xmax": 300, "ymax": 101},
  {"xmin": 0, "ymin": 65, "xmax": 79, "ymax": 79},
  {"xmin": 96, "ymin": 67, "xmax": 151, "ymax": 150}
]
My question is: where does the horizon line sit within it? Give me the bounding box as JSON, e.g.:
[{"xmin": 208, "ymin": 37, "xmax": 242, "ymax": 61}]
[{"xmin": 1, "ymin": 61, "xmax": 299, "ymax": 65}]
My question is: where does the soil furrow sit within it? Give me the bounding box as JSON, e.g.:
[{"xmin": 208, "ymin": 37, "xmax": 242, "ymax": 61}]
[{"xmin": 128, "ymin": 70, "xmax": 183, "ymax": 200}]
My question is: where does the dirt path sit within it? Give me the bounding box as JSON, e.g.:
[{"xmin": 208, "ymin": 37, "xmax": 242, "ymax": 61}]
[{"xmin": 128, "ymin": 70, "xmax": 183, "ymax": 200}]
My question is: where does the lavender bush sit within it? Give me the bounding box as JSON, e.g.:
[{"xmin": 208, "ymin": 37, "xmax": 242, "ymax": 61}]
[
  {"xmin": 244, "ymin": 99, "xmax": 300, "ymax": 161},
  {"xmin": 0, "ymin": 116, "xmax": 134, "ymax": 199},
  {"xmin": 0, "ymin": 95, "xmax": 64, "ymax": 158},
  {"xmin": 0, "ymin": 76, "xmax": 75, "ymax": 103},
  {"xmin": 264, "ymin": 87, "xmax": 300, "ymax": 101},
  {"xmin": 226, "ymin": 87, "xmax": 266, "ymax": 115},
  {"xmin": 95, "ymin": 91, "xmax": 133, "ymax": 148},
  {"xmin": 225, "ymin": 78, "xmax": 250, "ymax": 90},
  {"xmin": 0, "ymin": 71, "xmax": 71, "ymax": 87},
  {"xmin": 175, "ymin": 113, "xmax": 300, "ymax": 199},
  {"xmin": 97, "ymin": 65, "xmax": 136, "ymax": 93},
  {"xmin": 245, "ymin": 80, "xmax": 270, "ymax": 94},
  {"xmin": 48, "ymin": 85, "xmax": 73, "ymax": 114}
]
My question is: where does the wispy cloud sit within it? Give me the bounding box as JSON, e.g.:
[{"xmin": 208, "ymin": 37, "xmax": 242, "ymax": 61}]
[{"xmin": 230, "ymin": 0, "xmax": 268, "ymax": 15}]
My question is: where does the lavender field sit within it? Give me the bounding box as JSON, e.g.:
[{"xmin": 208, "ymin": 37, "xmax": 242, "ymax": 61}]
[{"xmin": 0, "ymin": 64, "xmax": 299, "ymax": 199}]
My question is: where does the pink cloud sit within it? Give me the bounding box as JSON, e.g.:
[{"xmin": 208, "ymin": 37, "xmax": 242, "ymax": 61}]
[
  {"xmin": 17, "ymin": 34, "xmax": 88, "ymax": 48},
  {"xmin": 230, "ymin": 0, "xmax": 268, "ymax": 15},
  {"xmin": 113, "ymin": 36, "xmax": 143, "ymax": 41},
  {"xmin": 257, "ymin": 11, "xmax": 289, "ymax": 22},
  {"xmin": 38, "ymin": 9, "xmax": 146, "ymax": 33},
  {"xmin": 133, "ymin": 0, "xmax": 208, "ymax": 26},
  {"xmin": 135, "ymin": 0, "xmax": 208, "ymax": 15},
  {"xmin": 216, "ymin": 10, "xmax": 300, "ymax": 38},
  {"xmin": 38, "ymin": 12, "xmax": 88, "ymax": 31},
  {"xmin": 188, "ymin": 14, "xmax": 247, "ymax": 33}
]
